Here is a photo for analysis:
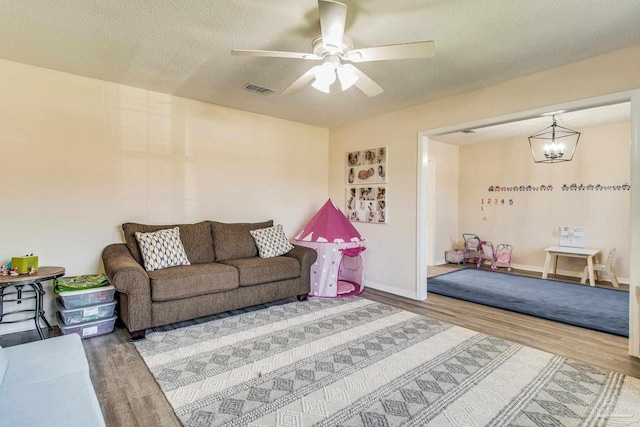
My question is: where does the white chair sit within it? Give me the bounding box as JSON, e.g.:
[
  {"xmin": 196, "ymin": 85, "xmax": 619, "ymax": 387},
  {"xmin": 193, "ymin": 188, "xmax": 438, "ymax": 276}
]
[{"xmin": 580, "ymin": 248, "xmax": 619, "ymax": 287}]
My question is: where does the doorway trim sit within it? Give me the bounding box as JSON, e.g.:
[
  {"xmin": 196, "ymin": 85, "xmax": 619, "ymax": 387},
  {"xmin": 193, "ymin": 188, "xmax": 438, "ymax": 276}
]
[{"xmin": 416, "ymin": 89, "xmax": 640, "ymax": 357}]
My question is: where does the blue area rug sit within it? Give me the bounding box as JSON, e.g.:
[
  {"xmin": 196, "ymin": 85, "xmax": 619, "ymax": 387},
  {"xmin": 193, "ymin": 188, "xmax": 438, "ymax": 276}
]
[{"xmin": 428, "ymin": 268, "xmax": 629, "ymax": 337}]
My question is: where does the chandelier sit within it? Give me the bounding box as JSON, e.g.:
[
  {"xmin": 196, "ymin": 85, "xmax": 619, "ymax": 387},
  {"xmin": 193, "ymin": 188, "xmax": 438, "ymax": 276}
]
[{"xmin": 528, "ymin": 115, "xmax": 580, "ymax": 163}]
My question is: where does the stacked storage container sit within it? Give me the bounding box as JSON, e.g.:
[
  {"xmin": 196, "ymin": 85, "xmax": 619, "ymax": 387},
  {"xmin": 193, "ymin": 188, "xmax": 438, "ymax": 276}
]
[{"xmin": 54, "ymin": 275, "xmax": 118, "ymax": 339}]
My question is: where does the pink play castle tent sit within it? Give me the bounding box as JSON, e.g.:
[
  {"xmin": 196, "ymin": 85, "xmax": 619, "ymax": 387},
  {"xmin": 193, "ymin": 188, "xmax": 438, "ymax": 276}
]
[{"xmin": 295, "ymin": 199, "xmax": 366, "ymax": 297}]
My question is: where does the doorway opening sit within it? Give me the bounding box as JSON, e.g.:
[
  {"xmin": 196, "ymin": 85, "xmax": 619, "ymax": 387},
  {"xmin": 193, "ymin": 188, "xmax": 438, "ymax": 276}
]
[{"xmin": 416, "ymin": 90, "xmax": 640, "ymax": 357}]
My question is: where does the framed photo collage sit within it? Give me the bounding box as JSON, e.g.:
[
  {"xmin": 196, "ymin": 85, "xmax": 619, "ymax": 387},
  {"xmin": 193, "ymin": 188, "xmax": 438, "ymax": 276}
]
[{"xmin": 346, "ymin": 146, "xmax": 387, "ymax": 223}]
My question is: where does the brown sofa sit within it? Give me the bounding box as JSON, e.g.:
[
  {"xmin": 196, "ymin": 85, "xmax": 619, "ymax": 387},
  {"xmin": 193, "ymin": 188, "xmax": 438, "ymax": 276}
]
[{"xmin": 101, "ymin": 220, "xmax": 317, "ymax": 338}]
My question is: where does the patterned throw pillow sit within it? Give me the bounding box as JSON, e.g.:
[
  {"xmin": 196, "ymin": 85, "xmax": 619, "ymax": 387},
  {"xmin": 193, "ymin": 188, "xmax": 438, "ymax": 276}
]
[
  {"xmin": 249, "ymin": 224, "xmax": 294, "ymax": 258},
  {"xmin": 135, "ymin": 227, "xmax": 191, "ymax": 271}
]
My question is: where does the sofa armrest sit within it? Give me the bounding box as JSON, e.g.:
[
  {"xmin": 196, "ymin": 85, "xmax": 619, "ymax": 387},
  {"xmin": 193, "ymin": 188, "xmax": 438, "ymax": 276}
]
[
  {"xmin": 285, "ymin": 244, "xmax": 318, "ymax": 268},
  {"xmin": 284, "ymin": 245, "xmax": 318, "ymax": 293},
  {"xmin": 102, "ymin": 243, "xmax": 152, "ymax": 333},
  {"xmin": 102, "ymin": 244, "xmax": 149, "ymax": 296}
]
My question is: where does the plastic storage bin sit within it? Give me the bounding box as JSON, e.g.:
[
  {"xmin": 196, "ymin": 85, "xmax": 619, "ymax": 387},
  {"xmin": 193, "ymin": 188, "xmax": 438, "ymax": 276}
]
[
  {"xmin": 56, "ymin": 298, "xmax": 117, "ymax": 325},
  {"xmin": 56, "ymin": 312, "xmax": 117, "ymax": 338},
  {"xmin": 58, "ymin": 285, "xmax": 116, "ymax": 309},
  {"xmin": 445, "ymin": 250, "xmax": 465, "ymax": 265}
]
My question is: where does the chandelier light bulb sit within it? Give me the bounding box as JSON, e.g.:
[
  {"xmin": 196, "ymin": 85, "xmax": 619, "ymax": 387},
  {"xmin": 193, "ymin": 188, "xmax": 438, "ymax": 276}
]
[{"xmin": 543, "ymin": 141, "xmax": 565, "ymax": 159}]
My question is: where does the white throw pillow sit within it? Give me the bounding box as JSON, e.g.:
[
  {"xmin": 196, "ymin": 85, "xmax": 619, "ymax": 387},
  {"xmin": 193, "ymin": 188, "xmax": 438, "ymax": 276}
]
[
  {"xmin": 250, "ymin": 224, "xmax": 294, "ymax": 258},
  {"xmin": 135, "ymin": 227, "xmax": 191, "ymax": 271}
]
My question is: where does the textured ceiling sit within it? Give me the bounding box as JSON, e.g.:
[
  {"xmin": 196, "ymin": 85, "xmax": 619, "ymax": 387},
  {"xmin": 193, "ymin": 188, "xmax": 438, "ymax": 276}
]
[{"xmin": 1, "ymin": 1, "xmax": 640, "ymax": 128}]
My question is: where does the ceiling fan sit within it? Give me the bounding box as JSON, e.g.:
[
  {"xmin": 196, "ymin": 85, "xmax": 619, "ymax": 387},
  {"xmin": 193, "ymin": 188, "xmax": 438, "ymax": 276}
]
[{"xmin": 231, "ymin": 0, "xmax": 436, "ymax": 97}]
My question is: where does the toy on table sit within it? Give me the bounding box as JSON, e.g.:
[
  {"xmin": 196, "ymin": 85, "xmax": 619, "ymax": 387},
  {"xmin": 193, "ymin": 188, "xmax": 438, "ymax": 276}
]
[
  {"xmin": 1, "ymin": 263, "xmax": 21, "ymax": 276},
  {"xmin": 11, "ymin": 254, "xmax": 38, "ymax": 274}
]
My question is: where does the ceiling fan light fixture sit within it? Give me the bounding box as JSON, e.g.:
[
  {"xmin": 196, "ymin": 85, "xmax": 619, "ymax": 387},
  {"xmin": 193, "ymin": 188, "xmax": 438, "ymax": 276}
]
[
  {"xmin": 336, "ymin": 65, "xmax": 358, "ymax": 91},
  {"xmin": 312, "ymin": 62, "xmax": 337, "ymax": 93},
  {"xmin": 311, "ymin": 79, "xmax": 332, "ymax": 93},
  {"xmin": 232, "ymin": 0, "xmax": 436, "ymax": 97}
]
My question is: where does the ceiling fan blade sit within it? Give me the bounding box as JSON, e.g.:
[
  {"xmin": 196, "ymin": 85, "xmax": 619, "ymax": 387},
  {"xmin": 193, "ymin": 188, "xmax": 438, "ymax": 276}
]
[
  {"xmin": 346, "ymin": 41, "xmax": 436, "ymax": 63},
  {"xmin": 318, "ymin": 0, "xmax": 347, "ymax": 51},
  {"xmin": 346, "ymin": 65, "xmax": 384, "ymax": 97},
  {"xmin": 281, "ymin": 66, "xmax": 320, "ymax": 95},
  {"xmin": 231, "ymin": 49, "xmax": 321, "ymax": 60}
]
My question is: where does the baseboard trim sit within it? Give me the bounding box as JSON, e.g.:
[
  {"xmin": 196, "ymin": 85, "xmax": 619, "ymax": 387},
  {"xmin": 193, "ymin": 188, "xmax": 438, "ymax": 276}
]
[
  {"xmin": 365, "ymin": 280, "xmax": 418, "ymax": 300},
  {"xmin": 431, "ymin": 262, "xmax": 629, "ymax": 285},
  {"xmin": 507, "ymin": 263, "xmax": 629, "ymax": 285}
]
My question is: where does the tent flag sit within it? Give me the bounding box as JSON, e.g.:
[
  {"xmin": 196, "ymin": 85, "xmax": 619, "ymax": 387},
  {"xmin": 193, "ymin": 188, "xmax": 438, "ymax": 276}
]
[{"xmin": 295, "ymin": 199, "xmax": 364, "ymax": 243}]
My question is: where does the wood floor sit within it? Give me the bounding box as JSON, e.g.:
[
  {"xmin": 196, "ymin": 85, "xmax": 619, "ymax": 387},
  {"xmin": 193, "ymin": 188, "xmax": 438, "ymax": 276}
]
[{"xmin": 0, "ymin": 266, "xmax": 637, "ymax": 427}]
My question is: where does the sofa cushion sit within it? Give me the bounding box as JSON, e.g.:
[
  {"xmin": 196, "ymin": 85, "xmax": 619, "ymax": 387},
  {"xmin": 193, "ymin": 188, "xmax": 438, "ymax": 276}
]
[
  {"xmin": 123, "ymin": 221, "xmax": 215, "ymax": 265},
  {"xmin": 148, "ymin": 263, "xmax": 239, "ymax": 302},
  {"xmin": 249, "ymin": 224, "xmax": 294, "ymax": 258},
  {"xmin": 220, "ymin": 256, "xmax": 300, "ymax": 287},
  {"xmin": 135, "ymin": 227, "xmax": 191, "ymax": 271},
  {"xmin": 211, "ymin": 220, "xmax": 273, "ymax": 261}
]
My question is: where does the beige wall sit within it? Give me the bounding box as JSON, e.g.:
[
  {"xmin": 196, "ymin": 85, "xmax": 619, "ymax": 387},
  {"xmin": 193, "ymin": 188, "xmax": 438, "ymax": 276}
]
[
  {"xmin": 0, "ymin": 59, "xmax": 329, "ymax": 334},
  {"xmin": 428, "ymin": 140, "xmax": 459, "ymax": 265},
  {"xmin": 458, "ymin": 121, "xmax": 630, "ymax": 279},
  {"xmin": 330, "ymin": 119, "xmax": 422, "ymax": 297},
  {"xmin": 330, "ymin": 44, "xmax": 640, "ymax": 298},
  {"xmin": 3, "ymin": 43, "xmax": 640, "ymax": 333}
]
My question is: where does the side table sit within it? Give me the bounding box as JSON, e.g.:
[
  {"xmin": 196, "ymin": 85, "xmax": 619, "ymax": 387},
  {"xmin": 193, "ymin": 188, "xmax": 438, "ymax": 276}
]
[{"xmin": 0, "ymin": 266, "xmax": 65, "ymax": 339}]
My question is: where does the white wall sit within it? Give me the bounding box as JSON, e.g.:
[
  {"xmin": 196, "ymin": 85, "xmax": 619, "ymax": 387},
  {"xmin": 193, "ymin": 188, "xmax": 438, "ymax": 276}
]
[
  {"xmin": 329, "ymin": 121, "xmax": 422, "ymax": 298},
  {"xmin": 458, "ymin": 121, "xmax": 630, "ymax": 280},
  {"xmin": 329, "ymin": 44, "xmax": 640, "ymax": 299},
  {"xmin": 4, "ymin": 44, "xmax": 640, "ymax": 338},
  {"xmin": 428, "ymin": 140, "xmax": 459, "ymax": 265},
  {"xmin": 0, "ymin": 59, "xmax": 329, "ymax": 334}
]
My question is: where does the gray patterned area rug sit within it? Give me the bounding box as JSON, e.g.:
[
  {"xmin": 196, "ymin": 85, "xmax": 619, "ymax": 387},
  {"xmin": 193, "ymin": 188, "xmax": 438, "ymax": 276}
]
[{"xmin": 134, "ymin": 297, "xmax": 640, "ymax": 427}]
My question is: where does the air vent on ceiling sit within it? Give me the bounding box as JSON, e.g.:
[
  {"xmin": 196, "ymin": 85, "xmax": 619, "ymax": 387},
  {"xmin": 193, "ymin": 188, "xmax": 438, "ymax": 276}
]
[{"xmin": 243, "ymin": 83, "xmax": 276, "ymax": 96}]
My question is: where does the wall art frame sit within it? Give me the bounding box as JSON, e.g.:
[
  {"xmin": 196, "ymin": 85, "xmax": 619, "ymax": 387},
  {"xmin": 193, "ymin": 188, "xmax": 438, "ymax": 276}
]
[
  {"xmin": 346, "ymin": 146, "xmax": 387, "ymax": 185},
  {"xmin": 346, "ymin": 185, "xmax": 387, "ymax": 224}
]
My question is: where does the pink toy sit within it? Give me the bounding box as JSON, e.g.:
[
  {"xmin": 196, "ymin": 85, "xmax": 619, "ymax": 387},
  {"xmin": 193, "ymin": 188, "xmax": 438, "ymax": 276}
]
[
  {"xmin": 493, "ymin": 244, "xmax": 513, "ymax": 271},
  {"xmin": 462, "ymin": 233, "xmax": 483, "ymax": 265},
  {"xmin": 295, "ymin": 199, "xmax": 366, "ymax": 298},
  {"xmin": 478, "ymin": 240, "xmax": 496, "ymax": 269}
]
